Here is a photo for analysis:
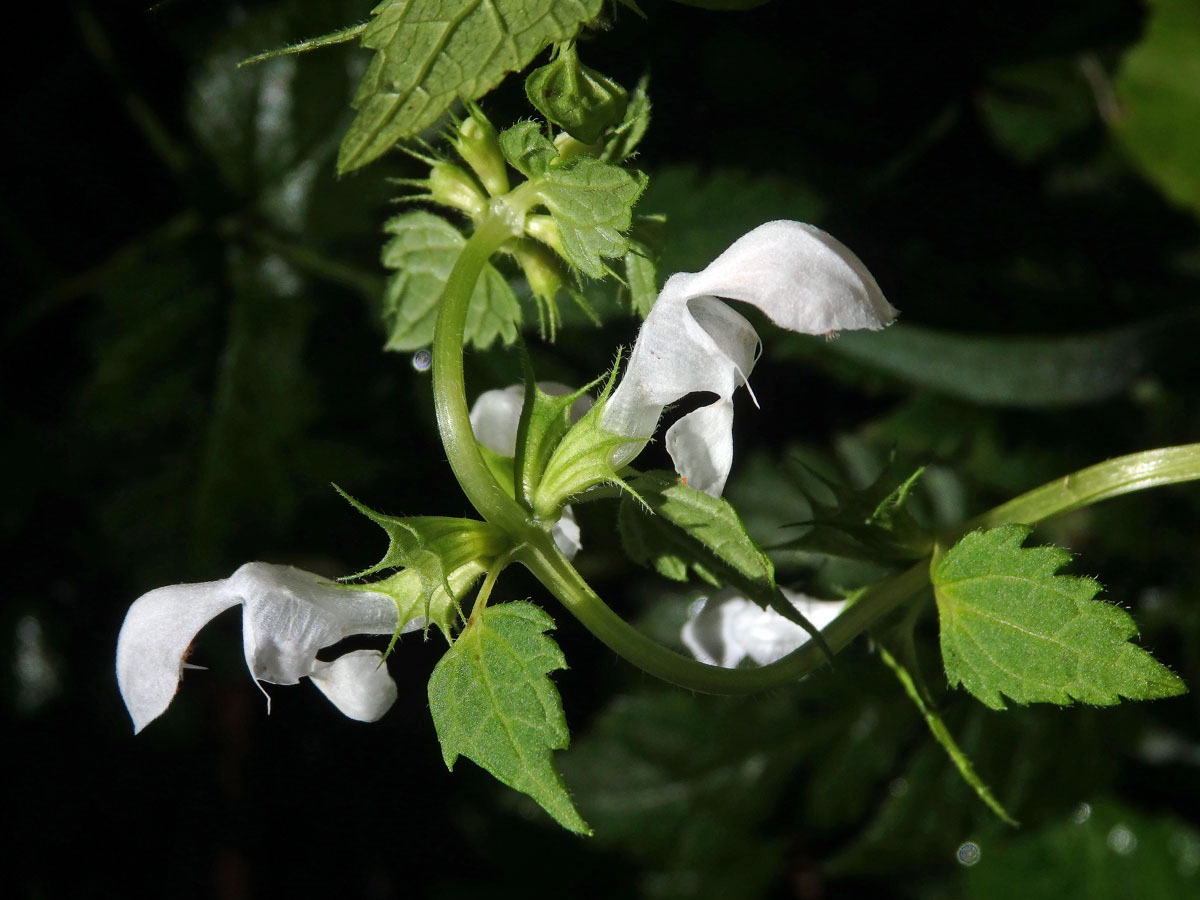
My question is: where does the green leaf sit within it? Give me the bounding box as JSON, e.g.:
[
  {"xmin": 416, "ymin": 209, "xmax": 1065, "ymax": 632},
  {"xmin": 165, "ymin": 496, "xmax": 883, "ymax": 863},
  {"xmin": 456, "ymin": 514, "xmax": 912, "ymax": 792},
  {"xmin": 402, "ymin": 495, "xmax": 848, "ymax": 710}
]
[
  {"xmin": 932, "ymin": 524, "xmax": 1186, "ymax": 710},
  {"xmin": 600, "ymin": 74, "xmax": 651, "ymax": 165},
  {"xmin": 561, "ymin": 689, "xmax": 804, "ymax": 897},
  {"xmin": 619, "ymin": 470, "xmax": 826, "ymax": 644},
  {"xmin": 532, "ymin": 158, "xmax": 648, "ymax": 278},
  {"xmin": 338, "ymin": 488, "xmax": 509, "ymax": 638},
  {"xmin": 428, "ymin": 601, "xmax": 590, "ymax": 834},
  {"xmin": 1114, "ymin": 0, "xmax": 1200, "ymax": 216},
  {"xmin": 977, "ymin": 58, "xmax": 1096, "ymax": 164},
  {"xmin": 621, "ymin": 470, "xmax": 774, "ymax": 590},
  {"xmin": 381, "ymin": 210, "xmax": 521, "ymax": 350},
  {"xmin": 965, "ymin": 800, "xmax": 1200, "ymax": 900},
  {"xmin": 783, "ymin": 316, "xmax": 1198, "ymax": 409},
  {"xmin": 778, "ymin": 458, "xmax": 933, "ymax": 563},
  {"xmin": 497, "ymin": 121, "xmax": 557, "ymax": 179},
  {"xmin": 339, "ymin": 0, "xmax": 604, "ymax": 173},
  {"xmin": 187, "ymin": 2, "xmax": 386, "ymax": 240}
]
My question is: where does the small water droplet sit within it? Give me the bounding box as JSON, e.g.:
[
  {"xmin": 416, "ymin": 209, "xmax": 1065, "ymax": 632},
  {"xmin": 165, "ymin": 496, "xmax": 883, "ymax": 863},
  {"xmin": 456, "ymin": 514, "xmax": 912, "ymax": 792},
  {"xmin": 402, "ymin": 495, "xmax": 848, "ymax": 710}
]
[
  {"xmin": 1071, "ymin": 802, "xmax": 1092, "ymax": 824},
  {"xmin": 956, "ymin": 842, "xmax": 981, "ymax": 866},
  {"xmin": 412, "ymin": 349, "xmax": 432, "ymax": 372},
  {"xmin": 1107, "ymin": 824, "xmax": 1137, "ymax": 856}
]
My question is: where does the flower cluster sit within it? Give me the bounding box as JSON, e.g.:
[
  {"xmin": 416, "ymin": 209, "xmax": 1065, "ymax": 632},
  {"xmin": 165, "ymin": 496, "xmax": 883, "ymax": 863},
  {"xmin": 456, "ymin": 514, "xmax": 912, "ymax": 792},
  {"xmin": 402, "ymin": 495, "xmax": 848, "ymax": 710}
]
[{"xmin": 115, "ymin": 219, "xmax": 895, "ymax": 730}]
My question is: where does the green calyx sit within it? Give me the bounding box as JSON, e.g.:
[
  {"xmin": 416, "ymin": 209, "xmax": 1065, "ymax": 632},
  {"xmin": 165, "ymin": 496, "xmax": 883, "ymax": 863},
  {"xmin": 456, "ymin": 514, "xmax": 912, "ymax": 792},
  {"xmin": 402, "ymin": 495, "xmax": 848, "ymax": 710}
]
[
  {"xmin": 336, "ymin": 487, "xmax": 513, "ymax": 643},
  {"xmin": 525, "ymin": 42, "xmax": 629, "ymax": 145},
  {"xmin": 523, "ymin": 365, "xmax": 642, "ymax": 520}
]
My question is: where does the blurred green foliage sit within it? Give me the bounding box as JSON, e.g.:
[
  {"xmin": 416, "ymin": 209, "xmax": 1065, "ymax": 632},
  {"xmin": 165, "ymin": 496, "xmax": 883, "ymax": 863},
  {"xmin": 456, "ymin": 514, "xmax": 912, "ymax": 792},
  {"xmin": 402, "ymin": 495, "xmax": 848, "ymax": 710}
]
[{"xmin": 6, "ymin": 0, "xmax": 1200, "ymax": 898}]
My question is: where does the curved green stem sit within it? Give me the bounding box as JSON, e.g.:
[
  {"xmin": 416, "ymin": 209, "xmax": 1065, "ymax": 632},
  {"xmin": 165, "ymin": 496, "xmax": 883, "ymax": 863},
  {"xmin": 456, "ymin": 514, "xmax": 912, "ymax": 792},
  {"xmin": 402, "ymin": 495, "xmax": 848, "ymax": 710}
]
[
  {"xmin": 432, "ymin": 212, "xmax": 530, "ymax": 535},
  {"xmin": 431, "ymin": 198, "xmax": 1200, "ymax": 697},
  {"xmin": 964, "ymin": 443, "xmax": 1200, "ymax": 532},
  {"xmin": 519, "ymin": 531, "xmax": 930, "ymax": 694},
  {"xmin": 516, "ymin": 444, "xmax": 1200, "ymax": 694}
]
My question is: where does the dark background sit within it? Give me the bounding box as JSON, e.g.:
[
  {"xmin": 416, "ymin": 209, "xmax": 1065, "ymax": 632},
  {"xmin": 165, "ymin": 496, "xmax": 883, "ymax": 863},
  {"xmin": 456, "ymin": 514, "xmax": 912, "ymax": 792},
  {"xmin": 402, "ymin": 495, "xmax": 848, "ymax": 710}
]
[{"xmin": 6, "ymin": 1, "xmax": 1200, "ymax": 897}]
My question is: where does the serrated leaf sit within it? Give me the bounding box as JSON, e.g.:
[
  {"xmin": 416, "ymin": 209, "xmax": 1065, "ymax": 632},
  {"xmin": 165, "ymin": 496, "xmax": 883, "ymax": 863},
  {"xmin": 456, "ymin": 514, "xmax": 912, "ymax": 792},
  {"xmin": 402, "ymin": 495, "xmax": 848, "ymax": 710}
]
[
  {"xmin": 600, "ymin": 74, "xmax": 651, "ymax": 165},
  {"xmin": 338, "ymin": 488, "xmax": 509, "ymax": 637},
  {"xmin": 428, "ymin": 601, "xmax": 590, "ymax": 834},
  {"xmin": 561, "ymin": 689, "xmax": 804, "ymax": 896},
  {"xmin": 187, "ymin": 1, "xmax": 386, "ymax": 240},
  {"xmin": 621, "ymin": 470, "xmax": 774, "ymax": 590},
  {"xmin": 932, "ymin": 524, "xmax": 1186, "ymax": 710},
  {"xmin": 381, "ymin": 210, "xmax": 520, "ymax": 350},
  {"xmin": 534, "ymin": 158, "xmax": 647, "ymax": 278},
  {"xmin": 778, "ymin": 458, "xmax": 932, "ymax": 562},
  {"xmin": 339, "ymin": 0, "xmax": 604, "ymax": 173},
  {"xmin": 1114, "ymin": 0, "xmax": 1200, "ymax": 217},
  {"xmin": 619, "ymin": 470, "xmax": 825, "ymax": 644},
  {"xmin": 498, "ymin": 120, "xmax": 558, "ymax": 179}
]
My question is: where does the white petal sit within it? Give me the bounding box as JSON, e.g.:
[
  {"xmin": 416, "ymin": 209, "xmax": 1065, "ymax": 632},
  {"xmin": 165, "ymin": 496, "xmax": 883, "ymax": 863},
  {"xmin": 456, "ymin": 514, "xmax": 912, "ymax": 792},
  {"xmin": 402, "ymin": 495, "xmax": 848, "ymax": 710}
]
[
  {"xmin": 470, "ymin": 385, "xmax": 526, "ymax": 456},
  {"xmin": 681, "ymin": 587, "xmax": 849, "ymax": 668},
  {"xmin": 672, "ymin": 220, "xmax": 897, "ymax": 334},
  {"xmin": 230, "ymin": 562, "xmax": 398, "ymax": 687},
  {"xmin": 680, "ymin": 592, "xmax": 749, "ymax": 668},
  {"xmin": 602, "ymin": 220, "xmax": 895, "ymax": 490},
  {"xmin": 308, "ymin": 649, "xmax": 398, "ymax": 722},
  {"xmin": 552, "ymin": 505, "xmax": 583, "ymax": 559},
  {"xmin": 470, "ymin": 382, "xmax": 592, "ymax": 457},
  {"xmin": 603, "ymin": 290, "xmax": 757, "ymax": 446},
  {"xmin": 116, "ymin": 579, "xmax": 241, "ymax": 733},
  {"xmin": 664, "ymin": 399, "xmax": 735, "ymax": 497}
]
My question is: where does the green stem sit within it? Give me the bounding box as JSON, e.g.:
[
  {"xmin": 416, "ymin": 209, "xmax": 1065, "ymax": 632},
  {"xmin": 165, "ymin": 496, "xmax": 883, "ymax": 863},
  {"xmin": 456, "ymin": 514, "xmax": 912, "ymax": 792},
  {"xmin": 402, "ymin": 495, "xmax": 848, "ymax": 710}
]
[
  {"xmin": 877, "ymin": 642, "xmax": 1018, "ymax": 826},
  {"xmin": 517, "ymin": 444, "xmax": 1200, "ymax": 694},
  {"xmin": 520, "ymin": 532, "xmax": 930, "ymax": 694},
  {"xmin": 964, "ymin": 444, "xmax": 1200, "ymax": 532},
  {"xmin": 432, "ymin": 212, "xmax": 530, "ymax": 534}
]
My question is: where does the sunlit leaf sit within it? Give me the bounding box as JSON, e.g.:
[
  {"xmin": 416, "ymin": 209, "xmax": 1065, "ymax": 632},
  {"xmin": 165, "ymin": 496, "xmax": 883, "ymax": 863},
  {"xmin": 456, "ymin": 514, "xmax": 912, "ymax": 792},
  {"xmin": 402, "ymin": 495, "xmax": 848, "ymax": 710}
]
[
  {"xmin": 429, "ymin": 601, "xmax": 590, "ymax": 833},
  {"xmin": 340, "ymin": 0, "xmax": 604, "ymax": 172},
  {"xmin": 933, "ymin": 525, "xmax": 1186, "ymax": 710}
]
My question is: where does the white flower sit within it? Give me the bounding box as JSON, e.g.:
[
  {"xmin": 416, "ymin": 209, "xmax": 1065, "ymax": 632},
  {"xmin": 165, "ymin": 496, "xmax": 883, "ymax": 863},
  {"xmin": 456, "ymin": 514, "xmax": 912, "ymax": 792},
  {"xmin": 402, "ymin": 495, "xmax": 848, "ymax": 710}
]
[
  {"xmin": 116, "ymin": 562, "xmax": 411, "ymax": 733},
  {"xmin": 602, "ymin": 220, "xmax": 897, "ymax": 497},
  {"xmin": 470, "ymin": 382, "xmax": 591, "ymax": 558},
  {"xmin": 682, "ymin": 587, "xmax": 849, "ymax": 668}
]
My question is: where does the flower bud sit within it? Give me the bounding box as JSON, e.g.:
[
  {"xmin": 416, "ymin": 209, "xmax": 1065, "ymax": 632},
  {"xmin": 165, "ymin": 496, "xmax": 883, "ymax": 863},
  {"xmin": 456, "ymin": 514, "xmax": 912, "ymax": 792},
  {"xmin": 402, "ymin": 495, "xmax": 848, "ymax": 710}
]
[
  {"xmin": 524, "ymin": 214, "xmax": 567, "ymax": 260},
  {"xmin": 525, "ymin": 43, "xmax": 628, "ymax": 145},
  {"xmin": 428, "ymin": 161, "xmax": 487, "ymax": 220},
  {"xmin": 512, "ymin": 239, "xmax": 567, "ymax": 306},
  {"xmin": 453, "ymin": 106, "xmax": 510, "ymax": 196}
]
